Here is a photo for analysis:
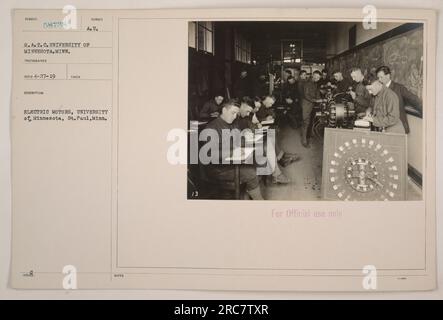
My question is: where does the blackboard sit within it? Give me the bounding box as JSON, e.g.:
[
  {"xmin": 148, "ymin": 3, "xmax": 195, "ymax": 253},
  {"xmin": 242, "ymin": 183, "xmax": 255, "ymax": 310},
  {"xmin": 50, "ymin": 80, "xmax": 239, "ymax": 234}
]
[{"xmin": 327, "ymin": 27, "xmax": 423, "ymax": 99}]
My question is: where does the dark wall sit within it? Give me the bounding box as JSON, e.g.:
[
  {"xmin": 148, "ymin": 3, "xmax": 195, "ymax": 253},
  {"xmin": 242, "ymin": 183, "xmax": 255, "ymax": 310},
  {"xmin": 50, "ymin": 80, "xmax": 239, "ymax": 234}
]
[
  {"xmin": 188, "ymin": 23, "xmax": 257, "ymax": 120},
  {"xmin": 188, "ymin": 22, "xmax": 259, "ymax": 119}
]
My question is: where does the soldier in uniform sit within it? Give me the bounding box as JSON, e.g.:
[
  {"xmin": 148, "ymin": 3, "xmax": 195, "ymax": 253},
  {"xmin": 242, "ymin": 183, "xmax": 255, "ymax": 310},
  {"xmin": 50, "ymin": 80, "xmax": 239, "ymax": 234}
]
[
  {"xmin": 282, "ymin": 76, "xmax": 301, "ymax": 128},
  {"xmin": 199, "ymin": 93, "xmax": 224, "ymax": 120},
  {"xmin": 365, "ymin": 80, "xmax": 404, "ymax": 134},
  {"xmin": 300, "ymin": 70, "xmax": 323, "ymax": 148},
  {"xmin": 204, "ymin": 99, "xmax": 264, "ymax": 200},
  {"xmin": 349, "ymin": 67, "xmax": 372, "ymax": 117},
  {"xmin": 332, "ymin": 70, "xmax": 353, "ymax": 94}
]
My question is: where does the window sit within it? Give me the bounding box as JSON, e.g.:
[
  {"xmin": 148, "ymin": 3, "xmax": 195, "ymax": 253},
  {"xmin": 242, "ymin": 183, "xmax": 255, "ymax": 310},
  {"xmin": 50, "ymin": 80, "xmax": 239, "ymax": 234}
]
[
  {"xmin": 234, "ymin": 31, "xmax": 251, "ymax": 64},
  {"xmin": 188, "ymin": 21, "xmax": 214, "ymax": 54},
  {"xmin": 281, "ymin": 40, "xmax": 303, "ymax": 64}
]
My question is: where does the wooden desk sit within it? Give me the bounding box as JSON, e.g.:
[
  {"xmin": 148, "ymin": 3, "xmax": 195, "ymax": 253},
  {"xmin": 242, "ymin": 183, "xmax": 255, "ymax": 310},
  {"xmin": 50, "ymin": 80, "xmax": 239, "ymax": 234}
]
[{"xmin": 224, "ymin": 147, "xmax": 255, "ymax": 199}]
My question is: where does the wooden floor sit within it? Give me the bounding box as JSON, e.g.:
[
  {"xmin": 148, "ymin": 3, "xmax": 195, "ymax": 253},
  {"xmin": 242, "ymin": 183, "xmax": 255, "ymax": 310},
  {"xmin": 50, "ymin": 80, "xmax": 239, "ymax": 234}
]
[{"xmin": 262, "ymin": 125, "xmax": 422, "ymax": 201}]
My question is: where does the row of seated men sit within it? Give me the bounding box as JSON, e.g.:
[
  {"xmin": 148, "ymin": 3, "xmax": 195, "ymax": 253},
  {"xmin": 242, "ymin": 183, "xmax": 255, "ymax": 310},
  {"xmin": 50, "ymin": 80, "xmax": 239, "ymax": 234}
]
[
  {"xmin": 198, "ymin": 95, "xmax": 301, "ymax": 200},
  {"xmin": 201, "ymin": 65, "xmax": 422, "ymax": 152},
  {"xmin": 278, "ymin": 66, "xmax": 423, "ymax": 147},
  {"xmin": 195, "ymin": 65, "xmax": 422, "ymax": 200}
]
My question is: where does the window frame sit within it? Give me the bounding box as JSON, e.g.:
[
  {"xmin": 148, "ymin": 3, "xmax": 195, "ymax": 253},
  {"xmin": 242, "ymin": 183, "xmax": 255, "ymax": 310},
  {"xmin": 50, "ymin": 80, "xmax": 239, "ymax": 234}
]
[
  {"xmin": 188, "ymin": 21, "xmax": 215, "ymax": 55},
  {"xmin": 234, "ymin": 30, "xmax": 251, "ymax": 64}
]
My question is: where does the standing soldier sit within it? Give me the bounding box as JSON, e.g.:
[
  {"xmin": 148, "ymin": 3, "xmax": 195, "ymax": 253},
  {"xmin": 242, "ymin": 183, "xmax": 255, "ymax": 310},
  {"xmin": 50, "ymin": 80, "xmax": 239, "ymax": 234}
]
[
  {"xmin": 300, "ymin": 70, "xmax": 323, "ymax": 148},
  {"xmin": 376, "ymin": 65, "xmax": 422, "ymax": 134},
  {"xmin": 349, "ymin": 67, "xmax": 372, "ymax": 117}
]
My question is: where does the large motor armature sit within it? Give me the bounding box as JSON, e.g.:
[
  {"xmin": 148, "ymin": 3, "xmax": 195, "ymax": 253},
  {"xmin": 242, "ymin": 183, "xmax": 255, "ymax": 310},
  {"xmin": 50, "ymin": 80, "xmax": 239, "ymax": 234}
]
[
  {"xmin": 314, "ymin": 93, "xmax": 356, "ymax": 133},
  {"xmin": 328, "ymin": 103, "xmax": 355, "ymax": 128}
]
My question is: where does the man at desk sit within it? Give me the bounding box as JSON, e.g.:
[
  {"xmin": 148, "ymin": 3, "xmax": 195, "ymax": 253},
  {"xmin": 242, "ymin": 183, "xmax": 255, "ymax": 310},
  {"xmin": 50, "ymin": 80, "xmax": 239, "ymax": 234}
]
[
  {"xmin": 253, "ymin": 95, "xmax": 301, "ymax": 168},
  {"xmin": 199, "ymin": 93, "xmax": 224, "ymax": 120},
  {"xmin": 236, "ymin": 97, "xmax": 261, "ymax": 131},
  {"xmin": 255, "ymin": 95, "xmax": 277, "ymax": 122},
  {"xmin": 236, "ymin": 98, "xmax": 291, "ymax": 184},
  {"xmin": 204, "ymin": 99, "xmax": 263, "ymax": 200}
]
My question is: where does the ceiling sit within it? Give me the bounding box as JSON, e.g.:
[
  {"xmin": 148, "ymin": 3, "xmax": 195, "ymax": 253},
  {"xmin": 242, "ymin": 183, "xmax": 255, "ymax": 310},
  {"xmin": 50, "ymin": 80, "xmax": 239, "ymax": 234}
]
[{"xmin": 226, "ymin": 21, "xmax": 336, "ymax": 64}]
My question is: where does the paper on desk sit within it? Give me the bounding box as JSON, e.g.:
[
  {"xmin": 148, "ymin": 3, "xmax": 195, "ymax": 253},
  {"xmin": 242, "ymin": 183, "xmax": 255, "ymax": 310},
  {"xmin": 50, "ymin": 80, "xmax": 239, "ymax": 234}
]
[
  {"xmin": 245, "ymin": 134, "xmax": 264, "ymax": 143},
  {"xmin": 225, "ymin": 147, "xmax": 254, "ymax": 161}
]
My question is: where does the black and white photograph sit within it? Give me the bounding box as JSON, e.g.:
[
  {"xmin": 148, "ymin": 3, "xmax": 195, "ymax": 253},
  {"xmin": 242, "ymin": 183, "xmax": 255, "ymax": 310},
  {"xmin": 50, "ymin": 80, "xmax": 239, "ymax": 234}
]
[
  {"xmin": 187, "ymin": 21, "xmax": 424, "ymax": 201},
  {"xmin": 4, "ymin": 3, "xmax": 439, "ymax": 297}
]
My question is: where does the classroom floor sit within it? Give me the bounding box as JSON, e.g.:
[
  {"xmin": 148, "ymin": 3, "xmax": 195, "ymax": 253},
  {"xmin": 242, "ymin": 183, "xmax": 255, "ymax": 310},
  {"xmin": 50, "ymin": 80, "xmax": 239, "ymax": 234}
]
[{"xmin": 262, "ymin": 125, "xmax": 423, "ymax": 201}]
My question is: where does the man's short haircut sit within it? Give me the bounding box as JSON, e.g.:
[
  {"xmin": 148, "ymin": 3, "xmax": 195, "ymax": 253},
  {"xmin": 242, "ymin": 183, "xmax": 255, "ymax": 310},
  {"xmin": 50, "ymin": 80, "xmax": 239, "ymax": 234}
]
[
  {"xmin": 241, "ymin": 96, "xmax": 255, "ymax": 108},
  {"xmin": 333, "ymin": 70, "xmax": 342, "ymax": 75},
  {"xmin": 368, "ymin": 78, "xmax": 382, "ymax": 86},
  {"xmin": 350, "ymin": 67, "xmax": 362, "ymax": 73},
  {"xmin": 375, "ymin": 65, "xmax": 391, "ymax": 75},
  {"xmin": 313, "ymin": 70, "xmax": 322, "ymax": 76},
  {"xmin": 222, "ymin": 98, "xmax": 240, "ymax": 110},
  {"xmin": 263, "ymin": 94, "xmax": 276, "ymax": 101},
  {"xmin": 213, "ymin": 91, "xmax": 224, "ymax": 98},
  {"xmin": 322, "ymin": 69, "xmax": 328, "ymax": 74},
  {"xmin": 299, "ymin": 70, "xmax": 307, "ymax": 75},
  {"xmin": 365, "ymin": 72, "xmax": 378, "ymax": 85}
]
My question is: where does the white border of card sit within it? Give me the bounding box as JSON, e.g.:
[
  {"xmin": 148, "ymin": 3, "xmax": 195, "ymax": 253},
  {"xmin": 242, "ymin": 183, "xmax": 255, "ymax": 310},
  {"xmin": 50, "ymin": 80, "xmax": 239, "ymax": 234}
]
[{"xmin": 10, "ymin": 8, "xmax": 436, "ymax": 291}]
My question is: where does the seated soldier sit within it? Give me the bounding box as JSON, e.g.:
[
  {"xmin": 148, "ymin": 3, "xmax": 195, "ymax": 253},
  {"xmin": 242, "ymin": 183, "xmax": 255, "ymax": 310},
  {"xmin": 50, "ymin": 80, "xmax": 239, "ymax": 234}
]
[
  {"xmin": 199, "ymin": 93, "xmax": 224, "ymax": 120},
  {"xmin": 236, "ymin": 97, "xmax": 257, "ymax": 130},
  {"xmin": 255, "ymin": 95, "xmax": 276, "ymax": 122},
  {"xmin": 237, "ymin": 97, "xmax": 291, "ymax": 184},
  {"xmin": 203, "ymin": 99, "xmax": 263, "ymax": 200},
  {"xmin": 254, "ymin": 95, "xmax": 301, "ymax": 167},
  {"xmin": 252, "ymin": 96, "xmax": 263, "ymax": 118}
]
